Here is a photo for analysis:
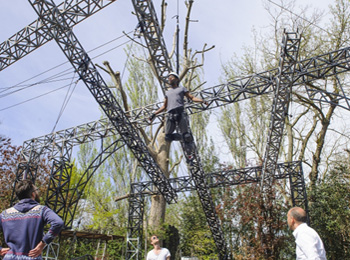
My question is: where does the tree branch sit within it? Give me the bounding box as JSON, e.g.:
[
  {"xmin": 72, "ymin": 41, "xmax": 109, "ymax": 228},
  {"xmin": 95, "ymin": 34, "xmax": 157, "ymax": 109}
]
[{"xmin": 168, "ymin": 155, "xmax": 183, "ymax": 175}]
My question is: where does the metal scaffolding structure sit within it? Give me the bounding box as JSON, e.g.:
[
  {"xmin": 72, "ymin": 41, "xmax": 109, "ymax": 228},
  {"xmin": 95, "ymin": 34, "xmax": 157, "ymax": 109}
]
[
  {"xmin": 2, "ymin": 0, "xmax": 350, "ymax": 259},
  {"xmin": 129, "ymin": 1, "xmax": 228, "ymax": 258},
  {"xmin": 125, "ymin": 161, "xmax": 308, "ymax": 259},
  {"xmin": 7, "ymin": 0, "xmax": 228, "ymax": 257},
  {"xmin": 26, "ymin": 0, "xmax": 177, "ymax": 207}
]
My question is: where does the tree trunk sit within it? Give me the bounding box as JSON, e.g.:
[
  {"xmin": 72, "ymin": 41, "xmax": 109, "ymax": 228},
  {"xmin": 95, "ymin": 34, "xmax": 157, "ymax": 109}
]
[{"xmin": 148, "ymin": 130, "xmax": 171, "ymax": 228}]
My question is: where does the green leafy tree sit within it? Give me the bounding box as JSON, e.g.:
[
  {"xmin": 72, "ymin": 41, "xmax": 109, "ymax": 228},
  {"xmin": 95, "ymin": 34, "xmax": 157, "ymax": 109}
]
[
  {"xmin": 179, "ymin": 194, "xmax": 217, "ymax": 259},
  {"xmin": 309, "ymin": 155, "xmax": 350, "ymax": 260},
  {"xmin": 217, "ymin": 0, "xmax": 350, "ymax": 258}
]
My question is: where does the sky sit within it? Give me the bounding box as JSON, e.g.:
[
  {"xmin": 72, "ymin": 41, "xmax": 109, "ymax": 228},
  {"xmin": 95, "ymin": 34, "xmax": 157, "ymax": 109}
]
[{"xmin": 0, "ymin": 0, "xmax": 334, "ymax": 157}]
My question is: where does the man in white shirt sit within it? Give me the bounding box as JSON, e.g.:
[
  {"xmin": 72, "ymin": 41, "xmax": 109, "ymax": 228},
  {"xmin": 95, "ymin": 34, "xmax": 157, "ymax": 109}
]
[
  {"xmin": 146, "ymin": 235, "xmax": 171, "ymax": 260},
  {"xmin": 287, "ymin": 207, "xmax": 327, "ymax": 260}
]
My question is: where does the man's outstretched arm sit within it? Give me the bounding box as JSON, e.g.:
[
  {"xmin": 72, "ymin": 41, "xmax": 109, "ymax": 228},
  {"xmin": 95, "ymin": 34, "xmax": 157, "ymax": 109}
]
[{"xmin": 185, "ymin": 92, "xmax": 208, "ymax": 105}]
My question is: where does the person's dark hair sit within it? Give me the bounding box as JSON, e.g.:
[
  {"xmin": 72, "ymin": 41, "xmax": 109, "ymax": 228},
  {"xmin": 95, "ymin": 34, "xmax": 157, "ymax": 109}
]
[
  {"xmin": 15, "ymin": 180, "xmax": 35, "ymax": 200},
  {"xmin": 290, "ymin": 207, "xmax": 307, "ymax": 223}
]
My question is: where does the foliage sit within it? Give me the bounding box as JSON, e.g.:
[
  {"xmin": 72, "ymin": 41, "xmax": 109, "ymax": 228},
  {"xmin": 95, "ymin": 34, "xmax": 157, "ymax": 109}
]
[
  {"xmin": 217, "ymin": 0, "xmax": 350, "ymax": 258},
  {"xmin": 179, "ymin": 193, "xmax": 218, "ymax": 259},
  {"xmin": 0, "ymin": 136, "xmax": 21, "ymax": 248},
  {"xmin": 58, "ymin": 236, "xmax": 125, "ymax": 259},
  {"xmin": 0, "ymin": 134, "xmax": 50, "ymax": 207},
  {"xmin": 215, "ymin": 183, "xmax": 294, "ymax": 260},
  {"xmin": 308, "ymin": 158, "xmax": 350, "ymax": 260},
  {"xmin": 0, "ymin": 135, "xmax": 21, "ymax": 210}
]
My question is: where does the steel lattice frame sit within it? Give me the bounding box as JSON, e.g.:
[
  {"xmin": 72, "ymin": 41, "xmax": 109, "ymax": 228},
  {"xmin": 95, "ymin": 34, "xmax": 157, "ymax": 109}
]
[
  {"xmin": 8, "ymin": 27, "xmax": 350, "ymax": 258},
  {"xmin": 3, "ymin": 0, "xmax": 350, "ymax": 259},
  {"xmin": 129, "ymin": 1, "xmax": 228, "ymax": 258},
  {"xmin": 8, "ymin": 0, "xmax": 228, "ymax": 256},
  {"xmin": 15, "ymin": 42, "xmax": 350, "ymax": 146},
  {"xmin": 11, "ymin": 28, "xmax": 350, "ymax": 259},
  {"xmin": 131, "ymin": 0, "xmax": 173, "ymax": 93},
  {"xmin": 258, "ymin": 31, "xmax": 301, "ymax": 258},
  {"xmin": 126, "ymin": 185, "xmax": 145, "ymax": 260},
  {"xmin": 27, "ymin": 0, "xmax": 177, "ymax": 206},
  {"xmin": 17, "ymin": 38, "xmax": 350, "ymax": 152},
  {"xmin": 129, "ymin": 161, "xmax": 304, "ymax": 196},
  {"xmin": 261, "ymin": 31, "xmax": 301, "ymax": 187},
  {"xmin": 0, "ymin": 0, "xmax": 117, "ymax": 71},
  {"xmin": 125, "ymin": 161, "xmax": 307, "ymax": 259},
  {"xmin": 11, "ymin": 136, "xmax": 127, "ymax": 229}
]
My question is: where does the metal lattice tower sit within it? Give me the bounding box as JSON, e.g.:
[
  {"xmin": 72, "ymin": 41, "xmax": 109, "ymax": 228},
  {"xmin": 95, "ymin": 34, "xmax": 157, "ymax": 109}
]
[
  {"xmin": 27, "ymin": 0, "xmax": 177, "ymax": 207},
  {"xmin": 126, "ymin": 185, "xmax": 145, "ymax": 260},
  {"xmin": 261, "ymin": 31, "xmax": 301, "ymax": 188}
]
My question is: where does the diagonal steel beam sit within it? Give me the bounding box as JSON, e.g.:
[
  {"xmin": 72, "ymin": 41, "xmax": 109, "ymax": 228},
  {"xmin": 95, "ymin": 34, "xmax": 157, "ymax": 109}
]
[{"xmin": 131, "ymin": 0, "xmax": 173, "ymax": 93}]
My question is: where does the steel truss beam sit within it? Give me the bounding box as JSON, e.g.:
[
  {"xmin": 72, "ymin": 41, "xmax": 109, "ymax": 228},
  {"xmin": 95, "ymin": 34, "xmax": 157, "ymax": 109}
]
[
  {"xmin": 129, "ymin": 161, "xmax": 305, "ymax": 202},
  {"xmin": 27, "ymin": 0, "xmax": 177, "ymax": 204},
  {"xmin": 259, "ymin": 31, "xmax": 301, "ymax": 258},
  {"xmin": 126, "ymin": 185, "xmax": 145, "ymax": 260},
  {"xmin": 261, "ymin": 31, "xmax": 301, "ymax": 185},
  {"xmin": 131, "ymin": 0, "xmax": 173, "ymax": 93},
  {"xmin": 126, "ymin": 161, "xmax": 307, "ymax": 259},
  {"xmin": 180, "ymin": 139, "xmax": 229, "ymax": 259},
  {"xmin": 46, "ymin": 145, "xmax": 73, "ymax": 226},
  {"xmin": 21, "ymin": 118, "xmax": 117, "ymax": 156},
  {"xmin": 0, "ymin": 0, "xmax": 117, "ymax": 71},
  {"xmin": 129, "ymin": 1, "xmax": 228, "ymax": 255},
  {"xmin": 288, "ymin": 162, "xmax": 308, "ymax": 211}
]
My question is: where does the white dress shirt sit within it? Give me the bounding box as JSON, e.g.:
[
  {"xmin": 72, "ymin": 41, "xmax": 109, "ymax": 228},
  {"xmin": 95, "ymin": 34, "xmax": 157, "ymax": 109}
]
[{"xmin": 293, "ymin": 223, "xmax": 327, "ymax": 260}]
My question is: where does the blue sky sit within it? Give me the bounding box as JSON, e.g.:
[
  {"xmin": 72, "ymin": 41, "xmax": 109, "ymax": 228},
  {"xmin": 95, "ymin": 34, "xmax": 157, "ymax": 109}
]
[{"xmin": 0, "ymin": 0, "xmax": 333, "ymax": 150}]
